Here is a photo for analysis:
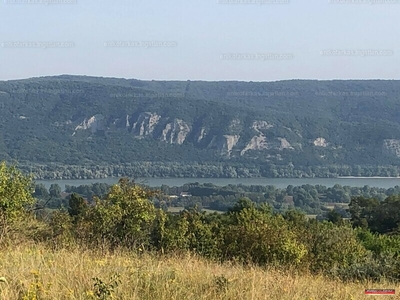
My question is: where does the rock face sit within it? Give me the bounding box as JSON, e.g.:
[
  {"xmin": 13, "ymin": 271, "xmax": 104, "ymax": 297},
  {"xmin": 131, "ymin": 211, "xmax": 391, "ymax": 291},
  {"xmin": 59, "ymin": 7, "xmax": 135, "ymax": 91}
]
[
  {"xmin": 278, "ymin": 138, "xmax": 294, "ymax": 150},
  {"xmin": 196, "ymin": 128, "xmax": 206, "ymax": 143},
  {"xmin": 383, "ymin": 139, "xmax": 400, "ymax": 157},
  {"xmin": 72, "ymin": 112, "xmax": 297, "ymax": 157},
  {"xmin": 208, "ymin": 135, "xmax": 240, "ymax": 156},
  {"xmin": 252, "ymin": 121, "xmax": 273, "ymax": 132},
  {"xmin": 74, "ymin": 114, "xmax": 105, "ymax": 135},
  {"xmin": 160, "ymin": 119, "xmax": 191, "ymax": 145},
  {"xmin": 125, "ymin": 115, "xmax": 130, "ymax": 128},
  {"xmin": 240, "ymin": 121, "xmax": 286, "ymax": 155},
  {"xmin": 73, "ymin": 112, "xmax": 299, "ymax": 156},
  {"xmin": 125, "ymin": 113, "xmax": 191, "ymax": 144},
  {"xmin": 241, "ymin": 135, "xmax": 268, "ymax": 155},
  {"xmin": 313, "ymin": 137, "xmax": 328, "ymax": 147},
  {"xmin": 223, "ymin": 135, "xmax": 240, "ymax": 156},
  {"xmin": 131, "ymin": 112, "xmax": 161, "ymax": 136}
]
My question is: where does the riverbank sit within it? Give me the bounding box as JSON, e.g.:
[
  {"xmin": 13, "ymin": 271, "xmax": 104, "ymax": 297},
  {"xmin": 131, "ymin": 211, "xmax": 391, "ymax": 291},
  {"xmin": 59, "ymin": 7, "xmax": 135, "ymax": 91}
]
[
  {"xmin": 36, "ymin": 176, "xmax": 400, "ymax": 190},
  {"xmin": 338, "ymin": 176, "xmax": 400, "ymax": 179},
  {"xmin": 17, "ymin": 162, "xmax": 400, "ymax": 181}
]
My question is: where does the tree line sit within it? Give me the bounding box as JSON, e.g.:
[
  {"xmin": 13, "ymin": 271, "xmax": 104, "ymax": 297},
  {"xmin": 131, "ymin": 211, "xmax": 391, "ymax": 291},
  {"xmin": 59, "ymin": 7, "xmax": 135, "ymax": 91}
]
[
  {"xmin": 17, "ymin": 162, "xmax": 400, "ymax": 180},
  {"xmin": 34, "ymin": 181, "xmax": 400, "ymax": 217}
]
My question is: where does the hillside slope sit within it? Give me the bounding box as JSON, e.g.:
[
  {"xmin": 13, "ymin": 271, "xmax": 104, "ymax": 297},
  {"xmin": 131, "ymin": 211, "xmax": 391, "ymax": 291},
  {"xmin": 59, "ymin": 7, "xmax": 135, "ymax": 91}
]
[{"xmin": 1, "ymin": 76, "xmax": 400, "ymax": 174}]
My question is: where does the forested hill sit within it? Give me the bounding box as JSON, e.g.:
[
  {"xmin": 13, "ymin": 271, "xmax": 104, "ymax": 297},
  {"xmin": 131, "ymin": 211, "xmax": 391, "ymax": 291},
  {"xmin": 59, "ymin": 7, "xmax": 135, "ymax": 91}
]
[{"xmin": 1, "ymin": 75, "xmax": 400, "ymax": 177}]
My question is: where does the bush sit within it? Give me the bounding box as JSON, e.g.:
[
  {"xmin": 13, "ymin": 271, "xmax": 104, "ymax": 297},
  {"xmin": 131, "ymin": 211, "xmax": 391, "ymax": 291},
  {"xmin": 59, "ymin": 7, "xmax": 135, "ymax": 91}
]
[
  {"xmin": 0, "ymin": 162, "xmax": 36, "ymax": 244},
  {"xmin": 159, "ymin": 209, "xmax": 222, "ymax": 258},
  {"xmin": 222, "ymin": 202, "xmax": 308, "ymax": 266},
  {"xmin": 304, "ymin": 222, "xmax": 370, "ymax": 273},
  {"xmin": 356, "ymin": 229, "xmax": 400, "ymax": 258},
  {"xmin": 80, "ymin": 179, "xmax": 159, "ymax": 250}
]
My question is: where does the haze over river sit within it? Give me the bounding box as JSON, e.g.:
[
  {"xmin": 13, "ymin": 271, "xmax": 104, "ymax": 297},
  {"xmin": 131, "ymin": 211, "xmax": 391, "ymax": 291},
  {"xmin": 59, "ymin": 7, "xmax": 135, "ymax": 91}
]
[{"xmin": 36, "ymin": 177, "xmax": 400, "ymax": 191}]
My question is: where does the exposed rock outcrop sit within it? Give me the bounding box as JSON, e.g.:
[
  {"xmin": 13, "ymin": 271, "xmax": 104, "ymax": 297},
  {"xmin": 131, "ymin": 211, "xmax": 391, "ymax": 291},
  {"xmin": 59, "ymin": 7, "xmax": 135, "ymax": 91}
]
[
  {"xmin": 252, "ymin": 121, "xmax": 273, "ymax": 133},
  {"xmin": 131, "ymin": 112, "xmax": 161, "ymax": 136},
  {"xmin": 209, "ymin": 135, "xmax": 240, "ymax": 156},
  {"xmin": 197, "ymin": 128, "xmax": 206, "ymax": 143},
  {"xmin": 383, "ymin": 139, "xmax": 400, "ymax": 157},
  {"xmin": 74, "ymin": 114, "xmax": 105, "ymax": 135},
  {"xmin": 313, "ymin": 137, "xmax": 328, "ymax": 147},
  {"xmin": 278, "ymin": 138, "xmax": 294, "ymax": 150},
  {"xmin": 72, "ymin": 112, "xmax": 297, "ymax": 157},
  {"xmin": 241, "ymin": 135, "xmax": 268, "ymax": 155},
  {"xmin": 160, "ymin": 119, "xmax": 191, "ymax": 145}
]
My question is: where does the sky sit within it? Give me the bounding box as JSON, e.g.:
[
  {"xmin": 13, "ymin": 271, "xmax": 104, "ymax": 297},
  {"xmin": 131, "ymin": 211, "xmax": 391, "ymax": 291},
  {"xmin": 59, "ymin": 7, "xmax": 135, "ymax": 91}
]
[{"xmin": 0, "ymin": 0, "xmax": 399, "ymax": 81}]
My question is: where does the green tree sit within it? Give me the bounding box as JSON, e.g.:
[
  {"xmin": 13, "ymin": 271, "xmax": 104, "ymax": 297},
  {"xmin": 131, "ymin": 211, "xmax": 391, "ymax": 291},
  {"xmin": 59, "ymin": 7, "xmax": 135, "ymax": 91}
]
[
  {"xmin": 348, "ymin": 196, "xmax": 379, "ymax": 229},
  {"xmin": 49, "ymin": 184, "xmax": 62, "ymax": 198},
  {"xmin": 68, "ymin": 193, "xmax": 88, "ymax": 223},
  {"xmin": 372, "ymin": 195, "xmax": 400, "ymax": 234},
  {"xmin": 85, "ymin": 178, "xmax": 158, "ymax": 249},
  {"xmin": 222, "ymin": 200, "xmax": 307, "ymax": 266},
  {"xmin": 228, "ymin": 197, "xmax": 255, "ymax": 214},
  {"xmin": 305, "ymin": 222, "xmax": 369, "ymax": 274},
  {"xmin": 325, "ymin": 209, "xmax": 344, "ymax": 225},
  {"xmin": 0, "ymin": 162, "xmax": 35, "ymax": 220},
  {"xmin": 0, "ymin": 162, "xmax": 36, "ymax": 240},
  {"xmin": 33, "ymin": 183, "xmax": 49, "ymax": 199}
]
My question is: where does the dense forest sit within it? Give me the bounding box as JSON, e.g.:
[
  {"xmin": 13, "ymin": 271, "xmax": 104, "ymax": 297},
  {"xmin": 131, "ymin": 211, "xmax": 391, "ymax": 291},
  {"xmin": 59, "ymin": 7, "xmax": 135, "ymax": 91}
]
[{"xmin": 2, "ymin": 76, "xmax": 400, "ymax": 178}]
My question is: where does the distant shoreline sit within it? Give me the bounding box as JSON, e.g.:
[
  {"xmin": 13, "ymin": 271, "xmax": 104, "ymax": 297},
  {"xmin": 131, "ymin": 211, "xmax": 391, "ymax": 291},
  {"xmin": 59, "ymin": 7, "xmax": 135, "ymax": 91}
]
[
  {"xmin": 36, "ymin": 176, "xmax": 400, "ymax": 190},
  {"xmin": 337, "ymin": 176, "xmax": 400, "ymax": 179}
]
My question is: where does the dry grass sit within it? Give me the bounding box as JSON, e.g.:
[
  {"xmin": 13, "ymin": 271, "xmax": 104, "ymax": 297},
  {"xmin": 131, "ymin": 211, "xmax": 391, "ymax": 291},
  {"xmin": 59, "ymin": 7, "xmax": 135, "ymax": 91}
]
[{"xmin": 0, "ymin": 243, "xmax": 398, "ymax": 300}]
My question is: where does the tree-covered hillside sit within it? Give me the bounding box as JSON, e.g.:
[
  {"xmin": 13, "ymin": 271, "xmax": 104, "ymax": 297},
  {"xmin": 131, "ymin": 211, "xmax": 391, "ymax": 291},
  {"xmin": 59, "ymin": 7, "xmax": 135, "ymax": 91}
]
[{"xmin": 1, "ymin": 76, "xmax": 400, "ymax": 178}]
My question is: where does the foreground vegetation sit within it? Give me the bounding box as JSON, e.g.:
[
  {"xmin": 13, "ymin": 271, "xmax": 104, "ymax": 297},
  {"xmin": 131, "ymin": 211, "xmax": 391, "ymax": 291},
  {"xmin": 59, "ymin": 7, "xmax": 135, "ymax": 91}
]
[
  {"xmin": 1, "ymin": 161, "xmax": 400, "ymax": 299},
  {"xmin": 1, "ymin": 244, "xmax": 398, "ymax": 300}
]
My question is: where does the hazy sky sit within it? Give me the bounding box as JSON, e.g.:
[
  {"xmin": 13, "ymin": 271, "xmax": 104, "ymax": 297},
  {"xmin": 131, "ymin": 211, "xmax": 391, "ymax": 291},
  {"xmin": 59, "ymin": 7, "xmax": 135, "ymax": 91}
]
[{"xmin": 0, "ymin": 0, "xmax": 399, "ymax": 81}]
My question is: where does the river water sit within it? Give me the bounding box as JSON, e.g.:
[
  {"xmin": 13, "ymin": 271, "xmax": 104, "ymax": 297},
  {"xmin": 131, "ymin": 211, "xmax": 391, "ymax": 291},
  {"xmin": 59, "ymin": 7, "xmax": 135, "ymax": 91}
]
[{"xmin": 36, "ymin": 177, "xmax": 400, "ymax": 190}]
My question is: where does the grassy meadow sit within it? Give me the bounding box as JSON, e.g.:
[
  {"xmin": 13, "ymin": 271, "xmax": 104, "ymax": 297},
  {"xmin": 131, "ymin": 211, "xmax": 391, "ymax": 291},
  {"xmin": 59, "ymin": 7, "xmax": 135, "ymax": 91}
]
[{"xmin": 0, "ymin": 243, "xmax": 398, "ymax": 300}]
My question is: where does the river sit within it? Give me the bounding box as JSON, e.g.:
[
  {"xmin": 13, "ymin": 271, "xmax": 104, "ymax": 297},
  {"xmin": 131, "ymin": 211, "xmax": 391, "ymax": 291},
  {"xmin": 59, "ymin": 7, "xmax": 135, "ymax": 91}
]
[{"xmin": 35, "ymin": 177, "xmax": 400, "ymax": 190}]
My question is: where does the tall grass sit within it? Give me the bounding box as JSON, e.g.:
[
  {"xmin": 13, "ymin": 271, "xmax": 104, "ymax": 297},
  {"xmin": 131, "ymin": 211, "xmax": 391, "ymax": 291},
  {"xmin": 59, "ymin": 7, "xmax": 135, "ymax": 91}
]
[{"xmin": 0, "ymin": 243, "xmax": 397, "ymax": 300}]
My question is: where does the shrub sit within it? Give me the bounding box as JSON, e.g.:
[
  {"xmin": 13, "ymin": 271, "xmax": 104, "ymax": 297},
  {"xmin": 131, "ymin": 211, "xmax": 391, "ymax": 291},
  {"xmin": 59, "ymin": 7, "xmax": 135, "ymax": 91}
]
[
  {"xmin": 82, "ymin": 179, "xmax": 158, "ymax": 250},
  {"xmin": 221, "ymin": 202, "xmax": 308, "ymax": 266},
  {"xmin": 159, "ymin": 208, "xmax": 222, "ymax": 258},
  {"xmin": 0, "ymin": 162, "xmax": 36, "ymax": 244},
  {"xmin": 304, "ymin": 222, "xmax": 370, "ymax": 274}
]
